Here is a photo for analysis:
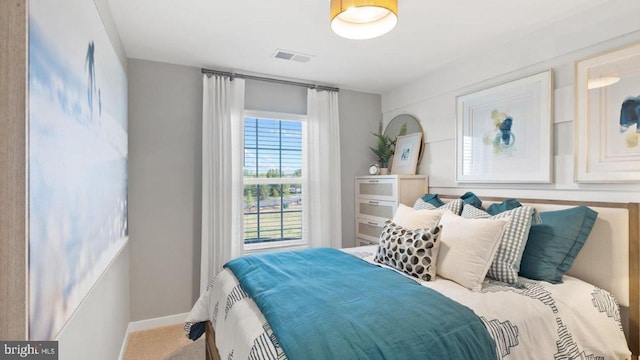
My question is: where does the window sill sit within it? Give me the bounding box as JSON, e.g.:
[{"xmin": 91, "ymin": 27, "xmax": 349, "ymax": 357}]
[{"xmin": 243, "ymin": 239, "xmax": 308, "ymax": 254}]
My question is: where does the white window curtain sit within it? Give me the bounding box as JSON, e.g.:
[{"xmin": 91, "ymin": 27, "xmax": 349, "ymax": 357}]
[
  {"xmin": 304, "ymin": 89, "xmax": 342, "ymax": 248},
  {"xmin": 200, "ymin": 75, "xmax": 246, "ymax": 293}
]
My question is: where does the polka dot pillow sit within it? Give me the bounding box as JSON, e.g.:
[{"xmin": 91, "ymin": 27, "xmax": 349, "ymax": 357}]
[{"xmin": 375, "ymin": 221, "xmax": 442, "ymax": 281}]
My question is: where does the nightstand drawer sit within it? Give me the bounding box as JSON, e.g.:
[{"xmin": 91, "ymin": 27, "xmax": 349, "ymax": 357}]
[
  {"xmin": 356, "ymin": 218, "xmax": 385, "ymax": 243},
  {"xmin": 356, "ymin": 199, "xmax": 396, "ymax": 221},
  {"xmin": 355, "ymin": 178, "xmax": 397, "ymax": 202}
]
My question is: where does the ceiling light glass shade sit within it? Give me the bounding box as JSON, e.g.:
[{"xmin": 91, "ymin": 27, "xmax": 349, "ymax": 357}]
[
  {"xmin": 587, "ymin": 76, "xmax": 620, "ymax": 89},
  {"xmin": 330, "ymin": 0, "xmax": 398, "ymax": 40}
]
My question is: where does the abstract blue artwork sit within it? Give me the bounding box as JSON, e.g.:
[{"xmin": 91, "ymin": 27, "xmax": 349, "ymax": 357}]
[
  {"xmin": 575, "ymin": 43, "xmax": 640, "ymax": 182},
  {"xmin": 620, "ymin": 96, "xmax": 640, "ymax": 147},
  {"xmin": 456, "ymin": 70, "xmax": 552, "ymax": 183},
  {"xmin": 484, "ymin": 109, "xmax": 515, "ymax": 155},
  {"xmin": 29, "ymin": 0, "xmax": 128, "ymax": 340}
]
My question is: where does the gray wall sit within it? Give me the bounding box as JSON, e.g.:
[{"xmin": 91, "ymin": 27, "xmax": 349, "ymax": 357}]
[
  {"xmin": 339, "ymin": 90, "xmax": 381, "ymax": 248},
  {"xmin": 128, "ymin": 59, "xmax": 203, "ymax": 321},
  {"xmin": 56, "ymin": 1, "xmax": 131, "ymax": 359},
  {"xmin": 127, "ymin": 60, "xmax": 382, "ymax": 319},
  {"xmin": 245, "ymin": 79, "xmax": 307, "ymax": 114}
]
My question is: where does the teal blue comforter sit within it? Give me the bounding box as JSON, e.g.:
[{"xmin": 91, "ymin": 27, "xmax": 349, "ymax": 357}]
[{"xmin": 225, "ymin": 248, "xmax": 497, "ymax": 360}]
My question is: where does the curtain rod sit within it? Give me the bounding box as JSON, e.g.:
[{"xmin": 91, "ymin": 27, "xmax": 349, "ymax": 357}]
[{"xmin": 201, "ymin": 68, "xmax": 339, "ymax": 92}]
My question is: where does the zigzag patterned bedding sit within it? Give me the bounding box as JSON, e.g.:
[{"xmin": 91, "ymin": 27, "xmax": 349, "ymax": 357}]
[{"xmin": 185, "ymin": 246, "xmax": 631, "ymax": 359}]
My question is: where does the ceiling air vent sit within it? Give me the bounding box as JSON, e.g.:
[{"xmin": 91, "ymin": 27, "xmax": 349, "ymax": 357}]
[
  {"xmin": 273, "ymin": 49, "xmax": 312, "ymax": 63},
  {"xmin": 274, "ymin": 51, "xmax": 294, "ymax": 60}
]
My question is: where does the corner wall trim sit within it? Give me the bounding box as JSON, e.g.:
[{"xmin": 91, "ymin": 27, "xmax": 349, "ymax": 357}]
[{"xmin": 117, "ymin": 312, "xmax": 189, "ymax": 360}]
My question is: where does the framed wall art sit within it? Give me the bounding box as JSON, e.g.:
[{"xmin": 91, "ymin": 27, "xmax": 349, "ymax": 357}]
[
  {"xmin": 391, "ymin": 133, "xmax": 422, "ymax": 175},
  {"xmin": 456, "ymin": 70, "xmax": 553, "ymax": 183},
  {"xmin": 575, "ymin": 43, "xmax": 640, "ymax": 182}
]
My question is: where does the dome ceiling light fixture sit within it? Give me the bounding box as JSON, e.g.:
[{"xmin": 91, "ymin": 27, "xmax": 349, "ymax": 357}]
[{"xmin": 330, "ymin": 0, "xmax": 398, "ymax": 40}]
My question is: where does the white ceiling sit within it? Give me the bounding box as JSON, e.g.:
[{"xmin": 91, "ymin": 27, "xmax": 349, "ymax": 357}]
[{"xmin": 108, "ymin": 0, "xmax": 609, "ymax": 94}]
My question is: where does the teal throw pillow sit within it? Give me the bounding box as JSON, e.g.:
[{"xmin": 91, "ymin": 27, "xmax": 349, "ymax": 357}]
[
  {"xmin": 486, "ymin": 198, "xmax": 521, "ymax": 215},
  {"xmin": 460, "ymin": 192, "xmax": 483, "ymax": 209},
  {"xmin": 420, "ymin": 194, "xmax": 445, "ymax": 207},
  {"xmin": 519, "ymin": 206, "xmax": 598, "ymax": 284}
]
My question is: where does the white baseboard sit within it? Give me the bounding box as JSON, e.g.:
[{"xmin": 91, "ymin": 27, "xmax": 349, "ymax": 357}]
[
  {"xmin": 117, "ymin": 312, "xmax": 189, "ymax": 360},
  {"xmin": 128, "ymin": 312, "xmax": 189, "ymax": 332}
]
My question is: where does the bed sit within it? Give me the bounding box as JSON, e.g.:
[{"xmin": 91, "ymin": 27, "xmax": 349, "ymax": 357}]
[{"xmin": 186, "ymin": 197, "xmax": 640, "ymax": 360}]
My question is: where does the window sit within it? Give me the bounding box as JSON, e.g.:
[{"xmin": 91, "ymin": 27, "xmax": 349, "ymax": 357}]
[{"xmin": 243, "ymin": 111, "xmax": 305, "ymax": 248}]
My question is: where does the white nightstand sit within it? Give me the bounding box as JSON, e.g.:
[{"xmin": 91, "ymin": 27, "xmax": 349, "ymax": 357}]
[{"xmin": 355, "ymin": 175, "xmax": 428, "ymax": 246}]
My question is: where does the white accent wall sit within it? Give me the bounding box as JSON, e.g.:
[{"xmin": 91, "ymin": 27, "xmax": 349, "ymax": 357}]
[
  {"xmin": 382, "ymin": 0, "xmax": 640, "ymax": 202},
  {"xmin": 57, "ymin": 246, "xmax": 130, "ymax": 359}
]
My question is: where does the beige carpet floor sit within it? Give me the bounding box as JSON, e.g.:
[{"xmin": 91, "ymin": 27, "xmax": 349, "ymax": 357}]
[{"xmin": 124, "ymin": 324, "xmax": 205, "ymax": 360}]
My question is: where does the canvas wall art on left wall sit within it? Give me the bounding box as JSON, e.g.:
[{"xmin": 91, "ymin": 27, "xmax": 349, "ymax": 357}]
[{"xmin": 29, "ymin": 0, "xmax": 128, "ymax": 340}]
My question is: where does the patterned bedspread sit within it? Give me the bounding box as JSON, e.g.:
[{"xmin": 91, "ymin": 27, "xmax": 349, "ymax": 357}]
[{"xmin": 186, "ymin": 246, "xmax": 631, "ymax": 359}]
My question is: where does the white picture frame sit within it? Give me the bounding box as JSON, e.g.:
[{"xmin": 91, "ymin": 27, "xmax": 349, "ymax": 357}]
[
  {"xmin": 575, "ymin": 43, "xmax": 640, "ymax": 182},
  {"xmin": 391, "ymin": 133, "xmax": 422, "ymax": 175},
  {"xmin": 455, "ymin": 70, "xmax": 553, "ymax": 183}
]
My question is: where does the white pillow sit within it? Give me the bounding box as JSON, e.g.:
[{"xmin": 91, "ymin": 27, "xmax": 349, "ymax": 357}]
[
  {"xmin": 436, "ymin": 211, "xmax": 511, "ymax": 291},
  {"xmin": 461, "ymin": 204, "xmax": 535, "ymax": 284},
  {"xmin": 392, "ymin": 204, "xmax": 445, "ymax": 230}
]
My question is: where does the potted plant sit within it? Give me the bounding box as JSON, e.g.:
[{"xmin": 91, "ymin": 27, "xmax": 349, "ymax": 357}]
[{"xmin": 370, "ymin": 123, "xmax": 395, "ymax": 175}]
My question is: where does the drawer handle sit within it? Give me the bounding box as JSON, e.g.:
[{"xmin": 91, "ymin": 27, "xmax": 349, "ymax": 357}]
[
  {"xmin": 368, "ymin": 201, "xmax": 379, "ymax": 205},
  {"xmin": 368, "ymin": 180, "xmax": 379, "ymax": 183},
  {"xmin": 367, "ymin": 221, "xmax": 378, "ymax": 226}
]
